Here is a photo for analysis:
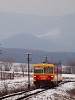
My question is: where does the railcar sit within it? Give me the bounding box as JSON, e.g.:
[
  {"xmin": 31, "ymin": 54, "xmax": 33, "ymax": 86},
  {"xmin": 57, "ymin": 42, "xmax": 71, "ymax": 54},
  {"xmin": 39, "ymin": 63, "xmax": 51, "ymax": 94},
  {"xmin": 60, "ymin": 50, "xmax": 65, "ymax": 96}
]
[{"xmin": 33, "ymin": 62, "xmax": 62, "ymax": 88}]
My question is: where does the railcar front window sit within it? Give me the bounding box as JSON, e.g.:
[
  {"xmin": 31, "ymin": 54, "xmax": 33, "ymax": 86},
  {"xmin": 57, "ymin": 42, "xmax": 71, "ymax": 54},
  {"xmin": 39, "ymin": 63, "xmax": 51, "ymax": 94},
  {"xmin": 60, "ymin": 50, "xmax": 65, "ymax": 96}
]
[
  {"xmin": 44, "ymin": 67, "xmax": 53, "ymax": 73},
  {"xmin": 34, "ymin": 66, "xmax": 43, "ymax": 73}
]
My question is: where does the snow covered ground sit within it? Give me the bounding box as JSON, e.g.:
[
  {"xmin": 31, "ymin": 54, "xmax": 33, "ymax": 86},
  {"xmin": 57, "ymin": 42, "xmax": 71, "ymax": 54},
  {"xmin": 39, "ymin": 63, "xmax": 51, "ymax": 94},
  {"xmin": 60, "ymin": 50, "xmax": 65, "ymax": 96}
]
[
  {"xmin": 29, "ymin": 82, "xmax": 75, "ymax": 100},
  {"xmin": 0, "ymin": 76, "xmax": 33, "ymax": 96},
  {"xmin": 0, "ymin": 74, "xmax": 75, "ymax": 100},
  {"xmin": 62, "ymin": 74, "xmax": 75, "ymax": 82}
]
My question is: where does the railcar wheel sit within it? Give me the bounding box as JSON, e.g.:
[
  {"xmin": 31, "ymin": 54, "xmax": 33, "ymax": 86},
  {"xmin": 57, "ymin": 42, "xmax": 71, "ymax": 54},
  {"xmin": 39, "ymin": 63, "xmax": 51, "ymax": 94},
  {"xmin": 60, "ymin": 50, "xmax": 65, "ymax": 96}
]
[
  {"xmin": 34, "ymin": 82, "xmax": 40, "ymax": 88},
  {"xmin": 54, "ymin": 82, "xmax": 59, "ymax": 87},
  {"xmin": 35, "ymin": 84, "xmax": 40, "ymax": 88}
]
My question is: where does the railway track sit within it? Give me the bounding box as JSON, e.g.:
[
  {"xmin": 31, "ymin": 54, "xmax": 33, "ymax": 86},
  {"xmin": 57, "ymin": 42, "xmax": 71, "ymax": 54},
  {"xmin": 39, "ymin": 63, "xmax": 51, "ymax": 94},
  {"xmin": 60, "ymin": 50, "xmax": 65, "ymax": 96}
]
[
  {"xmin": 0, "ymin": 88, "xmax": 46, "ymax": 100},
  {"xmin": 0, "ymin": 80, "xmax": 75, "ymax": 100},
  {"xmin": 15, "ymin": 89, "xmax": 47, "ymax": 100}
]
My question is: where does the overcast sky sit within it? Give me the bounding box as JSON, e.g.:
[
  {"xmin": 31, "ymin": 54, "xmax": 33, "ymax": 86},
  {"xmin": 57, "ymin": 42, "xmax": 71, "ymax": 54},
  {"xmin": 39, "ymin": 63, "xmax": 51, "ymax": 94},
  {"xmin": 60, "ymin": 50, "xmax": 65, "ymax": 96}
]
[
  {"xmin": 0, "ymin": 0, "xmax": 75, "ymax": 41},
  {"xmin": 0, "ymin": 0, "xmax": 75, "ymax": 16}
]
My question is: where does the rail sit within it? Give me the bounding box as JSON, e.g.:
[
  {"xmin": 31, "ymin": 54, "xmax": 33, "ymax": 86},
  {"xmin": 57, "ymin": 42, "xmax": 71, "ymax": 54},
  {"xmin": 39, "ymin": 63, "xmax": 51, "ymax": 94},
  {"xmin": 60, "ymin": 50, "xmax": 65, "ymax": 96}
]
[{"xmin": 0, "ymin": 80, "xmax": 75, "ymax": 100}]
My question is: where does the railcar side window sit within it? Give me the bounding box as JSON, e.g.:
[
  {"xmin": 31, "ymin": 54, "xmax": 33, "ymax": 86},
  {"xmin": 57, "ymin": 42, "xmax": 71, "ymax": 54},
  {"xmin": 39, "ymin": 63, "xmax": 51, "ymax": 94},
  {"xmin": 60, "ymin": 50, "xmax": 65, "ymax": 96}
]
[
  {"xmin": 34, "ymin": 66, "xmax": 43, "ymax": 73},
  {"xmin": 44, "ymin": 67, "xmax": 53, "ymax": 73}
]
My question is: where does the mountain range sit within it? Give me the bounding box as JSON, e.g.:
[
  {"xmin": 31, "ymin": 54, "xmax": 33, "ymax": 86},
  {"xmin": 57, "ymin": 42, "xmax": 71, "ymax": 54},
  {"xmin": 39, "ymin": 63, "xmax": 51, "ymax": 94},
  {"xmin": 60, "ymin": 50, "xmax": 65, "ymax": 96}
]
[
  {"xmin": 1, "ymin": 33, "xmax": 63, "ymax": 52},
  {"xmin": 0, "ymin": 48, "xmax": 75, "ymax": 65},
  {"xmin": 0, "ymin": 12, "xmax": 75, "ymax": 52}
]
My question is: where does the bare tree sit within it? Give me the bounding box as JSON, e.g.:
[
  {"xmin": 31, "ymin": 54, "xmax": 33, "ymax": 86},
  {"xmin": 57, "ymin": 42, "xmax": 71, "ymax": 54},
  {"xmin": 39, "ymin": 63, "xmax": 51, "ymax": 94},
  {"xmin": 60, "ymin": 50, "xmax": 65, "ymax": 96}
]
[
  {"xmin": 14, "ymin": 65, "xmax": 18, "ymax": 72},
  {"xmin": 0, "ymin": 57, "xmax": 14, "ymax": 71},
  {"xmin": 20, "ymin": 64, "xmax": 26, "ymax": 77},
  {"xmin": 67, "ymin": 60, "xmax": 75, "ymax": 74},
  {"xmin": 65, "ymin": 66, "xmax": 71, "ymax": 74}
]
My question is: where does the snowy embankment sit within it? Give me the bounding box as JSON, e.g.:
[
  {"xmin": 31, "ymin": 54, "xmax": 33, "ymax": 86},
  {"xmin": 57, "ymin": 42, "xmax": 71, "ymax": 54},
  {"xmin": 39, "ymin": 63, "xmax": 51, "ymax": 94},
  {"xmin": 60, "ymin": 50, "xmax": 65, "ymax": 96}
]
[
  {"xmin": 30, "ymin": 82, "xmax": 75, "ymax": 100},
  {"xmin": 0, "ymin": 76, "xmax": 33, "ymax": 96},
  {"xmin": 0, "ymin": 74, "xmax": 75, "ymax": 99}
]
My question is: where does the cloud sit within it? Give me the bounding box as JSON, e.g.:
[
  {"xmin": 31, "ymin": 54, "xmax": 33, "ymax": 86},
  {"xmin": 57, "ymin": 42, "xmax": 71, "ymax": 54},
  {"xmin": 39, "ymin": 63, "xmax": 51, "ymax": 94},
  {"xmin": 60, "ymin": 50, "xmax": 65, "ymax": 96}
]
[{"xmin": 38, "ymin": 29, "xmax": 60, "ymax": 38}]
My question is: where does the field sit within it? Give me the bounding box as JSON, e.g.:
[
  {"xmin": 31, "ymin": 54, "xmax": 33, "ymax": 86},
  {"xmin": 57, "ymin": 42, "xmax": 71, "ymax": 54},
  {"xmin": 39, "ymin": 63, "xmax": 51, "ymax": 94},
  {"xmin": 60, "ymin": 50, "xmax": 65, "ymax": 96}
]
[{"xmin": 0, "ymin": 73, "xmax": 75, "ymax": 99}]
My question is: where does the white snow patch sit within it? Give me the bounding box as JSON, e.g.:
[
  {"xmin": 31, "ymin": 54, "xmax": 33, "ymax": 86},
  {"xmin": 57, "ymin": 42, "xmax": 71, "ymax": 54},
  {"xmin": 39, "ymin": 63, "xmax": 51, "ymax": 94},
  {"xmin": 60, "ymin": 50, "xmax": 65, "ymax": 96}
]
[
  {"xmin": 38, "ymin": 29, "xmax": 60, "ymax": 38},
  {"xmin": 62, "ymin": 74, "xmax": 75, "ymax": 78}
]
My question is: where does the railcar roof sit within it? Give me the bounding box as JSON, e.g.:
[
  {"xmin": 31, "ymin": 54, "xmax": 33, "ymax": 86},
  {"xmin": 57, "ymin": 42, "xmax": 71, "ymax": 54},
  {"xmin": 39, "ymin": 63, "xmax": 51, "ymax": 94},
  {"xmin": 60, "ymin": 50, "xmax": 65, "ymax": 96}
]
[{"xmin": 33, "ymin": 63, "xmax": 54, "ymax": 66}]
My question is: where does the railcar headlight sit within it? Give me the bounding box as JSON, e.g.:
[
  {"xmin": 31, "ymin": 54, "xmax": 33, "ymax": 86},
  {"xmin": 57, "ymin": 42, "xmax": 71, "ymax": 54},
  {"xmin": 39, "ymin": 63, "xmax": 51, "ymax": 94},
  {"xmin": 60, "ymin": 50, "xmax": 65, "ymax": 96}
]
[
  {"xmin": 43, "ymin": 64, "xmax": 44, "ymax": 66},
  {"xmin": 34, "ymin": 76, "xmax": 36, "ymax": 77},
  {"xmin": 51, "ymin": 76, "xmax": 53, "ymax": 77}
]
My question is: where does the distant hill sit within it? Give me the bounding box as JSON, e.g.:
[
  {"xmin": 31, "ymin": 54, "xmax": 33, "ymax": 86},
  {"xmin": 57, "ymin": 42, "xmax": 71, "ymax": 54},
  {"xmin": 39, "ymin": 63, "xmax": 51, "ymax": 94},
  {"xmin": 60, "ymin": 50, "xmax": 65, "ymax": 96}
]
[
  {"xmin": 0, "ymin": 48, "xmax": 75, "ymax": 65},
  {"xmin": 0, "ymin": 12, "xmax": 75, "ymax": 52},
  {"xmin": 1, "ymin": 33, "xmax": 57, "ymax": 51}
]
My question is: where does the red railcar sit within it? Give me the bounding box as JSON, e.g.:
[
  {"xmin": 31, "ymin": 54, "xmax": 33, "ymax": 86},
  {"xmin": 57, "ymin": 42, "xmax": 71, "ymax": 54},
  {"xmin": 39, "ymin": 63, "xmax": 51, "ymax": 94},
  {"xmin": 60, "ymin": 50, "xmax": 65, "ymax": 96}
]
[{"xmin": 33, "ymin": 62, "xmax": 62, "ymax": 88}]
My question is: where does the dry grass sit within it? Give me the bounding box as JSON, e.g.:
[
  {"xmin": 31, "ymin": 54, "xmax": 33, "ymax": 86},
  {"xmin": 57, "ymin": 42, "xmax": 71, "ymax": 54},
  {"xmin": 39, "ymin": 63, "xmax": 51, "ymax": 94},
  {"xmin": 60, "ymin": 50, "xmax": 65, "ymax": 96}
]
[
  {"xmin": 53, "ymin": 88, "xmax": 75, "ymax": 100},
  {"xmin": 67, "ymin": 89, "xmax": 75, "ymax": 97},
  {"xmin": 0, "ymin": 84, "xmax": 35, "ymax": 97}
]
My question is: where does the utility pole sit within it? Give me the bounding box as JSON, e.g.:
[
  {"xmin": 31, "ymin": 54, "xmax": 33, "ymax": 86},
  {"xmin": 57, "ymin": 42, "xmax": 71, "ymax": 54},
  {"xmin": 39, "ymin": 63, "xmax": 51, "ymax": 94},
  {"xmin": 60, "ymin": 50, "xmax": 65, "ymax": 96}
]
[
  {"xmin": 58, "ymin": 60, "xmax": 61, "ymax": 67},
  {"xmin": 26, "ymin": 53, "xmax": 32, "ymax": 90},
  {"xmin": 0, "ymin": 44, "xmax": 1, "ymax": 54}
]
